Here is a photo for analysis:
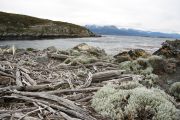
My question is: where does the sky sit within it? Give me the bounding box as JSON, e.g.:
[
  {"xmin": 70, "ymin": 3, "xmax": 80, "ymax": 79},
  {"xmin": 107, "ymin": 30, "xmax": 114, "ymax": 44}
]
[{"xmin": 0, "ymin": 0, "xmax": 180, "ymax": 33}]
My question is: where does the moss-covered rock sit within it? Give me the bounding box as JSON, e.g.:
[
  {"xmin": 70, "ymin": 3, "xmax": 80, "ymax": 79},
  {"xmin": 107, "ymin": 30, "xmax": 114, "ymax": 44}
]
[{"xmin": 92, "ymin": 84, "xmax": 179, "ymax": 120}]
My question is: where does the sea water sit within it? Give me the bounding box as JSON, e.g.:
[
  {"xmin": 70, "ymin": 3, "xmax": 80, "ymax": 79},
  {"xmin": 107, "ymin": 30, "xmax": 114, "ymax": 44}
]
[{"xmin": 0, "ymin": 35, "xmax": 174, "ymax": 55}]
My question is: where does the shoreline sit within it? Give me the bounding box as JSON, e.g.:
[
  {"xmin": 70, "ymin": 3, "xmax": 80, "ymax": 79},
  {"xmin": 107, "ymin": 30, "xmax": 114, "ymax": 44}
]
[
  {"xmin": 0, "ymin": 34, "xmax": 101, "ymax": 41},
  {"xmin": 0, "ymin": 40, "xmax": 179, "ymax": 119}
]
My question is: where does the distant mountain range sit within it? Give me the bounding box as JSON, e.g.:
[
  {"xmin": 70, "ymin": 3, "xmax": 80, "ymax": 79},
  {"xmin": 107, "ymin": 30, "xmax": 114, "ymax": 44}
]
[{"xmin": 85, "ymin": 25, "xmax": 180, "ymax": 38}]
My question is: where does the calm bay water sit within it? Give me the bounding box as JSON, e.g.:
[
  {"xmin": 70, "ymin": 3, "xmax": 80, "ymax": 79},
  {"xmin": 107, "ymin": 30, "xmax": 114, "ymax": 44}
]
[{"xmin": 0, "ymin": 35, "xmax": 173, "ymax": 55}]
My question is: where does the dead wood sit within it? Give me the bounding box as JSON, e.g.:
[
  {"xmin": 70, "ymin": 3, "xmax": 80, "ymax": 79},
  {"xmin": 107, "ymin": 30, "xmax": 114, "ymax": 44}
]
[
  {"xmin": 18, "ymin": 107, "xmax": 46, "ymax": 120},
  {"xmin": 0, "ymin": 71, "xmax": 15, "ymax": 79},
  {"xmin": 2, "ymin": 95, "xmax": 96, "ymax": 120},
  {"xmin": 92, "ymin": 70, "xmax": 125, "ymax": 82},
  {"xmin": 16, "ymin": 68, "xmax": 23, "ymax": 87},
  {"xmin": 45, "ymin": 87, "xmax": 100, "ymax": 95},
  {"xmin": 0, "ymin": 107, "xmax": 38, "ymax": 113},
  {"xmin": 48, "ymin": 53, "xmax": 73, "ymax": 61},
  {"xmin": 102, "ymin": 76, "xmax": 133, "ymax": 84},
  {"xmin": 21, "ymin": 72, "xmax": 37, "ymax": 85},
  {"xmin": 1, "ymin": 45, "xmax": 167, "ymax": 120},
  {"xmin": 13, "ymin": 91, "xmax": 88, "ymax": 113}
]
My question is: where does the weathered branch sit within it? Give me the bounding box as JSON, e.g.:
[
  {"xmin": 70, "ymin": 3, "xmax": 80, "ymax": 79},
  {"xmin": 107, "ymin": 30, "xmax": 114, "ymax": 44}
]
[
  {"xmin": 21, "ymin": 72, "xmax": 37, "ymax": 86},
  {"xmin": 45, "ymin": 87, "xmax": 100, "ymax": 95},
  {"xmin": 16, "ymin": 68, "xmax": 23, "ymax": 87},
  {"xmin": 92, "ymin": 70, "xmax": 125, "ymax": 82},
  {"xmin": 48, "ymin": 53, "xmax": 73, "ymax": 61}
]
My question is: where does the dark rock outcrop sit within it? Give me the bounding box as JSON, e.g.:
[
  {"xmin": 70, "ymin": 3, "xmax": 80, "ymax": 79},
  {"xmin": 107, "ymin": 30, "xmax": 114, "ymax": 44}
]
[
  {"xmin": 114, "ymin": 49, "xmax": 150, "ymax": 63},
  {"xmin": 153, "ymin": 40, "xmax": 180, "ymax": 59},
  {"xmin": 153, "ymin": 40, "xmax": 180, "ymax": 91}
]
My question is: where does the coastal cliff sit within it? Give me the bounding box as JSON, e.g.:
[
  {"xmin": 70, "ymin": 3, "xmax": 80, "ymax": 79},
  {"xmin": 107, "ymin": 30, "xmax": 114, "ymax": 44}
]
[{"xmin": 0, "ymin": 12, "xmax": 96, "ymax": 40}]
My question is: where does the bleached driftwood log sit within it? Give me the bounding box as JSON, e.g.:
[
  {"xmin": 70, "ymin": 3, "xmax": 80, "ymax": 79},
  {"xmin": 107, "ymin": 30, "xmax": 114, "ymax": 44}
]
[
  {"xmin": 92, "ymin": 70, "xmax": 125, "ymax": 82},
  {"xmin": 48, "ymin": 53, "xmax": 73, "ymax": 61},
  {"xmin": 16, "ymin": 68, "xmax": 23, "ymax": 87},
  {"xmin": 21, "ymin": 72, "xmax": 37, "ymax": 86}
]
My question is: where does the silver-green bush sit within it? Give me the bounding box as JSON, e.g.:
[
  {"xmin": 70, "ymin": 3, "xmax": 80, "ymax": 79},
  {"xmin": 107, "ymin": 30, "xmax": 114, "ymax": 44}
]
[
  {"xmin": 169, "ymin": 82, "xmax": 180, "ymax": 99},
  {"xmin": 92, "ymin": 84, "xmax": 178, "ymax": 120},
  {"xmin": 119, "ymin": 56, "xmax": 160, "ymax": 86},
  {"xmin": 117, "ymin": 81, "xmax": 143, "ymax": 90}
]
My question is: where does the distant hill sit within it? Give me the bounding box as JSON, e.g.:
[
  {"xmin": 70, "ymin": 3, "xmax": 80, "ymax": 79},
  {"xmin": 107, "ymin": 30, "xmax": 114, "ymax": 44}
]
[
  {"xmin": 0, "ymin": 11, "xmax": 96, "ymax": 40},
  {"xmin": 85, "ymin": 25, "xmax": 180, "ymax": 38}
]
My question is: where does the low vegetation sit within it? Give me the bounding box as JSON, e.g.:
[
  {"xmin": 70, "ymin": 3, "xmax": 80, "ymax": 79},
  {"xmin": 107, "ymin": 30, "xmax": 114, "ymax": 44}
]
[
  {"xmin": 169, "ymin": 82, "xmax": 180, "ymax": 100},
  {"xmin": 92, "ymin": 84, "xmax": 179, "ymax": 120}
]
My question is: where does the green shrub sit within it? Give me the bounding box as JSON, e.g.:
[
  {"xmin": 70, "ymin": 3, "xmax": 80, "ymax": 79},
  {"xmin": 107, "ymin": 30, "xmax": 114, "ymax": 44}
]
[
  {"xmin": 117, "ymin": 81, "xmax": 143, "ymax": 90},
  {"xmin": 119, "ymin": 57, "xmax": 159, "ymax": 86},
  {"xmin": 92, "ymin": 84, "xmax": 179, "ymax": 120},
  {"xmin": 26, "ymin": 48, "xmax": 34, "ymax": 51},
  {"xmin": 169, "ymin": 82, "xmax": 180, "ymax": 99}
]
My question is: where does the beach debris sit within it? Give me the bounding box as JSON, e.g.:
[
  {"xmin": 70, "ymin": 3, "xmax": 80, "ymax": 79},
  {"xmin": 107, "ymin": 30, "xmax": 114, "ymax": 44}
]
[{"xmin": 0, "ymin": 42, "xmax": 179, "ymax": 120}]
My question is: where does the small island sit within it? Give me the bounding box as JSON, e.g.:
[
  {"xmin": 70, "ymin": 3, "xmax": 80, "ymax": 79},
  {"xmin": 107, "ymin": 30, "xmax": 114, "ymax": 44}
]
[{"xmin": 0, "ymin": 11, "xmax": 97, "ymax": 40}]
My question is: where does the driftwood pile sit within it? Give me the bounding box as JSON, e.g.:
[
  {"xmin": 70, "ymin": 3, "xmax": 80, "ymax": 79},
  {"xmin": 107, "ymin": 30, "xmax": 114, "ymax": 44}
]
[{"xmin": 0, "ymin": 44, "xmax": 142, "ymax": 120}]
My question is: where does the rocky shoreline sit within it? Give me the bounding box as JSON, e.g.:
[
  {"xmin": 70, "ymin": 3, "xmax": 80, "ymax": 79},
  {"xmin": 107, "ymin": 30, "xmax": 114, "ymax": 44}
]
[
  {"xmin": 0, "ymin": 40, "xmax": 179, "ymax": 119},
  {"xmin": 0, "ymin": 34, "xmax": 99, "ymax": 41}
]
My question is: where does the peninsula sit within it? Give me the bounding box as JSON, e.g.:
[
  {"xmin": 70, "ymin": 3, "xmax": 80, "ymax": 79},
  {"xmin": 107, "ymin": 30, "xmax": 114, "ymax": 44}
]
[{"xmin": 0, "ymin": 11, "xmax": 96, "ymax": 40}]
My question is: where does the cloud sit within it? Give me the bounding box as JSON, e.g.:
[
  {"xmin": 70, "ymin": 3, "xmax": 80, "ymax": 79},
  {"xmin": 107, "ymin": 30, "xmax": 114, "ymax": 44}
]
[{"xmin": 0, "ymin": 0, "xmax": 180, "ymax": 33}]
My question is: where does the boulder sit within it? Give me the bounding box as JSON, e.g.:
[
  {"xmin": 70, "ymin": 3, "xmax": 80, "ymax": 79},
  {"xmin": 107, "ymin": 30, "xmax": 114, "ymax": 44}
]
[
  {"xmin": 153, "ymin": 40, "xmax": 180, "ymax": 59},
  {"xmin": 128, "ymin": 49, "xmax": 149, "ymax": 59},
  {"xmin": 44, "ymin": 46, "xmax": 57, "ymax": 53},
  {"xmin": 114, "ymin": 51, "xmax": 132, "ymax": 63},
  {"xmin": 73, "ymin": 43, "xmax": 106, "ymax": 57},
  {"xmin": 114, "ymin": 49, "xmax": 149, "ymax": 63}
]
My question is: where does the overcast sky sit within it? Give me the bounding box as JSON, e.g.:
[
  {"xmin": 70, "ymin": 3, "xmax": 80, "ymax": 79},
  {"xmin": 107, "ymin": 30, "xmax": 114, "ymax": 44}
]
[{"xmin": 0, "ymin": 0, "xmax": 180, "ymax": 33}]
